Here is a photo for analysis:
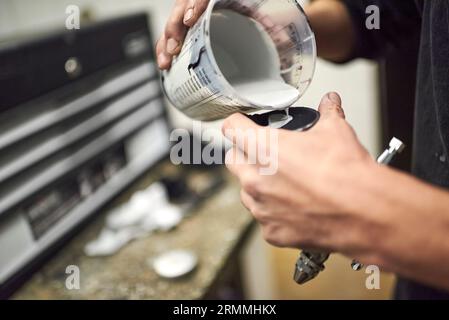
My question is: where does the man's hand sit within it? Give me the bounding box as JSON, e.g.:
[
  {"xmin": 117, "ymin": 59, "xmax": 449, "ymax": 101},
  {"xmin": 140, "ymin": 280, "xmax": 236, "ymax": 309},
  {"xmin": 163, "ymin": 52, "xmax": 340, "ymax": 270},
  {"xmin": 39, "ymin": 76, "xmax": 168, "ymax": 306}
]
[
  {"xmin": 156, "ymin": 0, "xmax": 209, "ymax": 69},
  {"xmin": 223, "ymin": 92, "xmax": 377, "ymax": 253},
  {"xmin": 156, "ymin": 0, "xmax": 356, "ymax": 68},
  {"xmin": 223, "ymin": 92, "xmax": 449, "ymax": 292}
]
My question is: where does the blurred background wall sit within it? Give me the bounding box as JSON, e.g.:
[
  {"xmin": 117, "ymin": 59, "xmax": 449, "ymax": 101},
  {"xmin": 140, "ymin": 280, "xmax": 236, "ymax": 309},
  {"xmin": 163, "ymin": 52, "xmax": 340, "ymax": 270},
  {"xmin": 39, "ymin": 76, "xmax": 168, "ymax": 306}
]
[{"xmin": 0, "ymin": 0, "xmax": 394, "ymax": 299}]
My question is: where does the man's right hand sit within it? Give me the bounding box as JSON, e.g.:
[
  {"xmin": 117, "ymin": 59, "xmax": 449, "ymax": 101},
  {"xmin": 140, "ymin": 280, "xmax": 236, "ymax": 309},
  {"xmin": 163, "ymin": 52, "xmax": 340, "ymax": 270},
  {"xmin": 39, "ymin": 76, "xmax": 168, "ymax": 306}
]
[{"xmin": 156, "ymin": 0, "xmax": 209, "ymax": 70}]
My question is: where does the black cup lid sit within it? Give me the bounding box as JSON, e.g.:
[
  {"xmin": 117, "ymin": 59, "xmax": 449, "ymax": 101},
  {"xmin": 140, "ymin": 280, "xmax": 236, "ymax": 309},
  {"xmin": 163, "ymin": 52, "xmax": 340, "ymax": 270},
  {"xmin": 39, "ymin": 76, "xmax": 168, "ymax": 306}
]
[{"xmin": 248, "ymin": 107, "xmax": 320, "ymax": 131}]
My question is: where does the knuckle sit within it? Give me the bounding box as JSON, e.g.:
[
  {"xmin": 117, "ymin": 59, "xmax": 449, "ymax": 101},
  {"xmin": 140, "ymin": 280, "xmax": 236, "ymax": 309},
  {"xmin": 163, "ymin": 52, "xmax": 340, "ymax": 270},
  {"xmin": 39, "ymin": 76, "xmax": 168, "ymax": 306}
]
[
  {"xmin": 241, "ymin": 174, "xmax": 260, "ymax": 198},
  {"xmin": 165, "ymin": 22, "xmax": 179, "ymax": 37},
  {"xmin": 241, "ymin": 196, "xmax": 255, "ymax": 214},
  {"xmin": 251, "ymin": 207, "xmax": 265, "ymax": 220},
  {"xmin": 319, "ymin": 116, "xmax": 344, "ymax": 130},
  {"xmin": 239, "ymin": 189, "xmax": 249, "ymax": 204},
  {"xmin": 222, "ymin": 114, "xmax": 240, "ymax": 133},
  {"xmin": 243, "ymin": 181, "xmax": 259, "ymax": 198},
  {"xmin": 262, "ymin": 227, "xmax": 285, "ymax": 247},
  {"xmin": 328, "ymin": 104, "xmax": 345, "ymax": 118},
  {"xmin": 337, "ymin": 108, "xmax": 345, "ymax": 118},
  {"xmin": 267, "ymin": 238, "xmax": 284, "ymax": 247},
  {"xmin": 327, "ymin": 103, "xmax": 340, "ymax": 113},
  {"xmin": 155, "ymin": 38, "xmax": 164, "ymax": 52},
  {"xmin": 222, "ymin": 117, "xmax": 232, "ymax": 132}
]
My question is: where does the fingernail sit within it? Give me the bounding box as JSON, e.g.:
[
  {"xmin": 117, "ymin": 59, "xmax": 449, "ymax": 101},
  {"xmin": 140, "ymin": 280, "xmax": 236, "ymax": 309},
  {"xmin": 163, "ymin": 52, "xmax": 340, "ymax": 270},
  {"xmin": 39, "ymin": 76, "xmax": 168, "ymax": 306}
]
[
  {"xmin": 327, "ymin": 92, "xmax": 341, "ymax": 105},
  {"xmin": 166, "ymin": 38, "xmax": 179, "ymax": 55},
  {"xmin": 184, "ymin": 8, "xmax": 194, "ymax": 23}
]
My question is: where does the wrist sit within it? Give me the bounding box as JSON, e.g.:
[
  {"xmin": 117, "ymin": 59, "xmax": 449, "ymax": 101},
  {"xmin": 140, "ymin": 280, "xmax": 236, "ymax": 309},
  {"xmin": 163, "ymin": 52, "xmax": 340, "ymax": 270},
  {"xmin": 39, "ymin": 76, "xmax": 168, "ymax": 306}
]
[
  {"xmin": 338, "ymin": 159, "xmax": 449, "ymax": 290},
  {"xmin": 337, "ymin": 161, "xmax": 449, "ymax": 274},
  {"xmin": 304, "ymin": 0, "xmax": 356, "ymax": 62},
  {"xmin": 326, "ymin": 158, "xmax": 395, "ymax": 262}
]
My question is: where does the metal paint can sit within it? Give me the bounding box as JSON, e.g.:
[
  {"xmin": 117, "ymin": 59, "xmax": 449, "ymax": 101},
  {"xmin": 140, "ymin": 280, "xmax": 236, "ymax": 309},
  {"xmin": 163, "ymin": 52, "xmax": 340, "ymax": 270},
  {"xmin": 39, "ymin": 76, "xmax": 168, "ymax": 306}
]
[{"xmin": 161, "ymin": 0, "xmax": 316, "ymax": 121}]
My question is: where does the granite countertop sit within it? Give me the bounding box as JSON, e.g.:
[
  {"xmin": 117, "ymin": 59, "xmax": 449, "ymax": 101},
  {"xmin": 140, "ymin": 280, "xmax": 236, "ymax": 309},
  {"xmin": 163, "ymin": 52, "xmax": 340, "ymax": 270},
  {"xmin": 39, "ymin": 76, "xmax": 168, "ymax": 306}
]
[{"xmin": 13, "ymin": 163, "xmax": 253, "ymax": 300}]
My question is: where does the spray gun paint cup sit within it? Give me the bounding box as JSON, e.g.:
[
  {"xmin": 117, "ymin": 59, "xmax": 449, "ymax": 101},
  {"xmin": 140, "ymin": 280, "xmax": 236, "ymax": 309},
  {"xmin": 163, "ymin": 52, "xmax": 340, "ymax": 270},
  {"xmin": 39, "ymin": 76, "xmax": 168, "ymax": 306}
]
[{"xmin": 161, "ymin": 0, "xmax": 317, "ymax": 122}]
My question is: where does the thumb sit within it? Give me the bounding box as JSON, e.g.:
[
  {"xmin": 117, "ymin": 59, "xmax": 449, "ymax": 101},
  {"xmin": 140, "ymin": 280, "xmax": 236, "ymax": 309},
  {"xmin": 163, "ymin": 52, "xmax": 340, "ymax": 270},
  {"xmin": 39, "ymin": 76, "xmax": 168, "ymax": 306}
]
[
  {"xmin": 222, "ymin": 113, "xmax": 261, "ymax": 154},
  {"xmin": 318, "ymin": 92, "xmax": 345, "ymax": 119}
]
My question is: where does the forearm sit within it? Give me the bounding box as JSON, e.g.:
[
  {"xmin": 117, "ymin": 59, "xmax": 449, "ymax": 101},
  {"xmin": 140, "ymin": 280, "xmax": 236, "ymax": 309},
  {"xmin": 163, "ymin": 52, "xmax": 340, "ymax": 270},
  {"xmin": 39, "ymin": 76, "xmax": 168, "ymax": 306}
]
[
  {"xmin": 339, "ymin": 163, "xmax": 449, "ymax": 291},
  {"xmin": 304, "ymin": 0, "xmax": 356, "ymax": 62}
]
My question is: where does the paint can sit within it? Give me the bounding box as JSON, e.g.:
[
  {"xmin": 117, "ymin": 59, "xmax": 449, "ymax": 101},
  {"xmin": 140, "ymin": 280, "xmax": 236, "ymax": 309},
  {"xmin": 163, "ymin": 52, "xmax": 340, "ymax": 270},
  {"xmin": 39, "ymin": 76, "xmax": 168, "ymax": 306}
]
[{"xmin": 161, "ymin": 0, "xmax": 316, "ymax": 121}]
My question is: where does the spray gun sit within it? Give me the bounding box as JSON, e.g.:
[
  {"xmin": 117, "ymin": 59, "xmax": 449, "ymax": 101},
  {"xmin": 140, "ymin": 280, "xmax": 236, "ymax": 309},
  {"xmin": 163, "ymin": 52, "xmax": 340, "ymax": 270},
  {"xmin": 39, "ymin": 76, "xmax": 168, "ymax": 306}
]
[{"xmin": 293, "ymin": 137, "xmax": 406, "ymax": 284}]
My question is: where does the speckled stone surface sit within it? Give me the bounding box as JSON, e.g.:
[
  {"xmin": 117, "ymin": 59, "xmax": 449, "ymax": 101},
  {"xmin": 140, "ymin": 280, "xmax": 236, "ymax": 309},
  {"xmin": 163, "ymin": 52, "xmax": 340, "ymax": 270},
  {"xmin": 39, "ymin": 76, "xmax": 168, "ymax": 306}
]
[{"xmin": 13, "ymin": 164, "xmax": 253, "ymax": 300}]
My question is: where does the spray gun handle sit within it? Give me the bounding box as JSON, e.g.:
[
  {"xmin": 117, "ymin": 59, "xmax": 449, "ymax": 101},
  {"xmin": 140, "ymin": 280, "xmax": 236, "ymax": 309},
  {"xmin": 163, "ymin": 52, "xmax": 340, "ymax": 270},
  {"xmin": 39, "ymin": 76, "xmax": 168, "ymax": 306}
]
[
  {"xmin": 246, "ymin": 107, "xmax": 326, "ymax": 284},
  {"xmin": 247, "ymin": 111, "xmax": 406, "ymax": 284},
  {"xmin": 249, "ymin": 107, "xmax": 327, "ymax": 285}
]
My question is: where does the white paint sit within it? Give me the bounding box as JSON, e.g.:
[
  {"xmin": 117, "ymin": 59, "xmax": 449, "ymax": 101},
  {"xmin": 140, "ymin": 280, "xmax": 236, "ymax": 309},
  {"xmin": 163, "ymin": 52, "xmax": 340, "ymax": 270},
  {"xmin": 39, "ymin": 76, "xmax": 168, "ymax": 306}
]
[
  {"xmin": 233, "ymin": 80, "xmax": 299, "ymax": 109},
  {"xmin": 152, "ymin": 250, "xmax": 198, "ymax": 279},
  {"xmin": 210, "ymin": 9, "xmax": 300, "ymax": 109},
  {"xmin": 268, "ymin": 112, "xmax": 293, "ymax": 129}
]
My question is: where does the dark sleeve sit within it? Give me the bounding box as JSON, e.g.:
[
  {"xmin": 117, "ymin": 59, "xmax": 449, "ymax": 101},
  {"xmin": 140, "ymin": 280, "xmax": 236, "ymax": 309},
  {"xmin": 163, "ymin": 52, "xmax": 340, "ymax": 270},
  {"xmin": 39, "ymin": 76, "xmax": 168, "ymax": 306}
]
[{"xmin": 341, "ymin": 0, "xmax": 422, "ymax": 60}]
